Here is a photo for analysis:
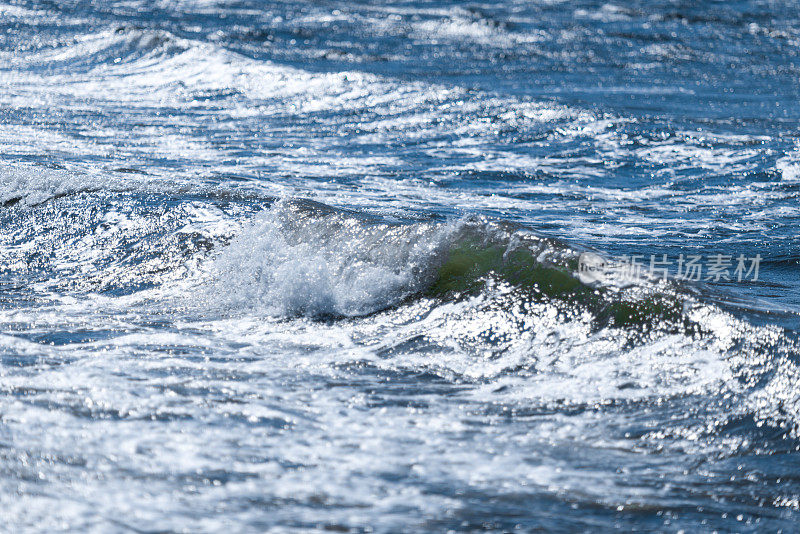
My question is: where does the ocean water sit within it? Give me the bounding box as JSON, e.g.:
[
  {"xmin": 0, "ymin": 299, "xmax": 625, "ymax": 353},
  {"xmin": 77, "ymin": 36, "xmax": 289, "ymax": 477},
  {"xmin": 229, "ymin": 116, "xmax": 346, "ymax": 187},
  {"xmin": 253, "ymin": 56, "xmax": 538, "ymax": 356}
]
[{"xmin": 1, "ymin": 0, "xmax": 800, "ymax": 531}]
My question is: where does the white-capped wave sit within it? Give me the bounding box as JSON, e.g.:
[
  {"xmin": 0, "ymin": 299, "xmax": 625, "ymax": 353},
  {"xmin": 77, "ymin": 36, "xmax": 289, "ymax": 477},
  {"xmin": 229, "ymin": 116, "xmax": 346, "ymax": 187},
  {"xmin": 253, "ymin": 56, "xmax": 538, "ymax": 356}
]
[
  {"xmin": 206, "ymin": 201, "xmax": 455, "ymax": 317},
  {"xmin": 0, "ymin": 27, "xmax": 580, "ymax": 181},
  {"xmin": 0, "ymin": 164, "xmax": 119, "ymax": 207},
  {"xmin": 777, "ymin": 149, "xmax": 800, "ymax": 181}
]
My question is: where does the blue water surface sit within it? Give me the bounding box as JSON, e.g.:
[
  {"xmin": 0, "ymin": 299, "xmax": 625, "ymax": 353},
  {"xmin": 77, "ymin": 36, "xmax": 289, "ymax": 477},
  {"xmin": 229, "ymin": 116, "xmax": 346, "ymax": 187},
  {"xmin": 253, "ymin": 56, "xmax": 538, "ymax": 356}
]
[{"xmin": 1, "ymin": 1, "xmax": 799, "ymax": 532}]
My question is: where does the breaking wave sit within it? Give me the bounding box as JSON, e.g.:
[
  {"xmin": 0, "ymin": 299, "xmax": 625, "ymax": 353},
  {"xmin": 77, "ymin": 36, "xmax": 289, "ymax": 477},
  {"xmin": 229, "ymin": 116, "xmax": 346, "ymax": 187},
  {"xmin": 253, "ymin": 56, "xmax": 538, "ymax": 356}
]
[{"xmin": 196, "ymin": 200, "xmax": 800, "ymax": 428}]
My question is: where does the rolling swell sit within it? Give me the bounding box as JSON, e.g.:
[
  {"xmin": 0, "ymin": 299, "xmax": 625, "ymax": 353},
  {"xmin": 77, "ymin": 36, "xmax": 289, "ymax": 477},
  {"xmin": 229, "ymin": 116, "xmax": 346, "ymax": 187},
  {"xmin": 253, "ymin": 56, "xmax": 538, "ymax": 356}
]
[
  {"xmin": 0, "ymin": 165, "xmax": 789, "ymax": 341},
  {"xmin": 4, "ymin": 167, "xmax": 798, "ymax": 432},
  {"xmin": 196, "ymin": 200, "xmax": 800, "ymax": 428},
  {"xmin": 202, "ymin": 198, "xmax": 699, "ymax": 340}
]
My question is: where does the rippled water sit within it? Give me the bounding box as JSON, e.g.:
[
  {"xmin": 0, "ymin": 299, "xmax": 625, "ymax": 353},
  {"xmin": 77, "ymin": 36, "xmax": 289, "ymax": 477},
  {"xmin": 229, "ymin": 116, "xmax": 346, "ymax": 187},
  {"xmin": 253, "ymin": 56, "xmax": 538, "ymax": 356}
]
[{"xmin": 2, "ymin": 1, "xmax": 800, "ymax": 531}]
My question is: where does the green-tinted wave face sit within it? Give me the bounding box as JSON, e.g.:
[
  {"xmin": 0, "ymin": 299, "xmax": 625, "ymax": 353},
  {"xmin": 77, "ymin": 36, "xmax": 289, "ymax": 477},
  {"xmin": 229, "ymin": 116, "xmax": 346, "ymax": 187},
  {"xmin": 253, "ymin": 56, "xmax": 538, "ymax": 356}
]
[
  {"xmin": 429, "ymin": 239, "xmax": 584, "ymax": 297},
  {"xmin": 427, "ymin": 227, "xmax": 694, "ymax": 332}
]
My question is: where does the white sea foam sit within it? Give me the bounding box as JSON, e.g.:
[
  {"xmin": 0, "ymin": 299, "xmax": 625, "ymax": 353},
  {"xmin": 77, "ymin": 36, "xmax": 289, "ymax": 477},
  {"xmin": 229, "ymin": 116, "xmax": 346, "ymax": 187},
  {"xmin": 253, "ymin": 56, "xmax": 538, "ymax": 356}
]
[
  {"xmin": 206, "ymin": 202, "xmax": 455, "ymax": 317},
  {"xmin": 777, "ymin": 149, "xmax": 800, "ymax": 181},
  {"xmin": 0, "ymin": 164, "xmax": 114, "ymax": 206}
]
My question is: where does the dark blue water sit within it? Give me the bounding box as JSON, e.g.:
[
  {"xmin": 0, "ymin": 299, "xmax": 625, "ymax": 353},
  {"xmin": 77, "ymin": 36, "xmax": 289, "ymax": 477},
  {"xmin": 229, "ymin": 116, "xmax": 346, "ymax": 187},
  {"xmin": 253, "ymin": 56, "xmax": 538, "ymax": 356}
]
[{"xmin": 1, "ymin": 1, "xmax": 800, "ymax": 531}]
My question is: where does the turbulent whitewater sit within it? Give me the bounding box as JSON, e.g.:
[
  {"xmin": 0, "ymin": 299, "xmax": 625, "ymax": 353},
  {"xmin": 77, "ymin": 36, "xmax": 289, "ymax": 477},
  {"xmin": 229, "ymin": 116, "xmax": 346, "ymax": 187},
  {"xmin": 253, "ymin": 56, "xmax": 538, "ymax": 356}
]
[{"xmin": 1, "ymin": 1, "xmax": 800, "ymax": 532}]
